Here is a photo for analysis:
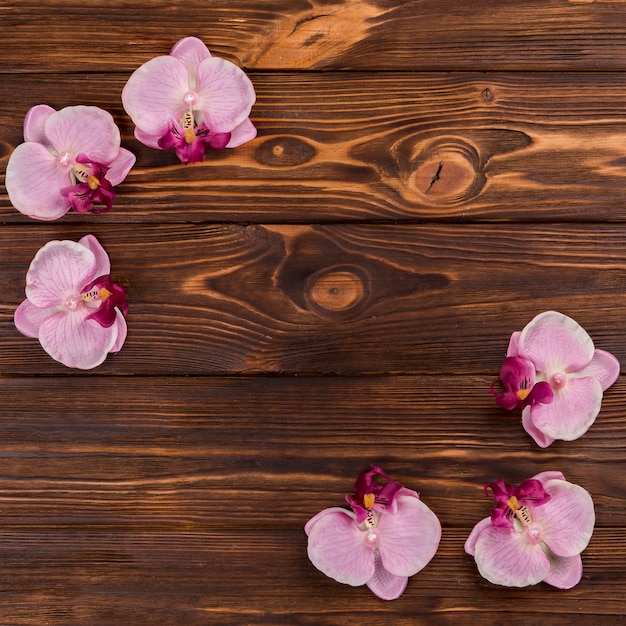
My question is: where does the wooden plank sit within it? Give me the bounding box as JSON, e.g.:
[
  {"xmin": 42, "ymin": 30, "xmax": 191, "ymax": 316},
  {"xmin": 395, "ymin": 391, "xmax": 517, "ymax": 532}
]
[
  {"xmin": 4, "ymin": 72, "xmax": 626, "ymax": 223},
  {"xmin": 0, "ymin": 528, "xmax": 621, "ymax": 624},
  {"xmin": 2, "ymin": 224, "xmax": 625, "ymax": 375},
  {"xmin": 0, "ymin": 376, "xmax": 624, "ymax": 527},
  {"xmin": 4, "ymin": 1, "xmax": 626, "ymax": 72}
]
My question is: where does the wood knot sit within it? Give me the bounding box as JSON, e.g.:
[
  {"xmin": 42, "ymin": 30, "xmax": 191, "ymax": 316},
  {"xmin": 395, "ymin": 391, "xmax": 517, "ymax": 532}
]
[
  {"xmin": 481, "ymin": 87, "xmax": 495, "ymax": 103},
  {"xmin": 409, "ymin": 137, "xmax": 485, "ymax": 205},
  {"xmin": 255, "ymin": 136, "xmax": 316, "ymax": 167},
  {"xmin": 305, "ymin": 266, "xmax": 369, "ymax": 319}
]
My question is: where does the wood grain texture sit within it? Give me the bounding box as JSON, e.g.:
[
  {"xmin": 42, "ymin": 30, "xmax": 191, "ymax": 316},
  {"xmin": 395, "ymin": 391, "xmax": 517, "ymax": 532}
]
[
  {"xmin": 2, "ymin": 1, "xmax": 626, "ymax": 623},
  {"xmin": 2, "ymin": 224, "xmax": 626, "ymax": 375},
  {"xmin": 4, "ymin": 0, "xmax": 626, "ymax": 72},
  {"xmin": 4, "ymin": 72, "xmax": 626, "ymax": 223}
]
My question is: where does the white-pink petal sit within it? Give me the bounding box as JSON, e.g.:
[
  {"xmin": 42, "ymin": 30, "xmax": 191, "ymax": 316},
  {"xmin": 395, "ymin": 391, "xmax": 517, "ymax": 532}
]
[
  {"xmin": 506, "ymin": 330, "xmax": 521, "ymax": 357},
  {"xmin": 25, "ymin": 240, "xmax": 96, "ymax": 308},
  {"xmin": 518, "ymin": 311, "xmax": 594, "ymax": 375},
  {"xmin": 534, "ymin": 478, "xmax": 595, "ymax": 558},
  {"xmin": 122, "ymin": 55, "xmax": 190, "ymax": 136},
  {"xmin": 78, "ymin": 234, "xmax": 111, "ymax": 276},
  {"xmin": 14, "ymin": 300, "xmax": 55, "ymax": 338},
  {"xmin": 226, "ymin": 118, "xmax": 257, "ymax": 148},
  {"xmin": 23, "ymin": 104, "xmax": 56, "ymax": 144},
  {"xmin": 366, "ymin": 550, "xmax": 408, "ymax": 600},
  {"xmin": 195, "ymin": 57, "xmax": 256, "ymax": 133},
  {"xmin": 521, "ymin": 407, "xmax": 555, "ymax": 448},
  {"xmin": 305, "ymin": 507, "xmax": 375, "ymax": 586},
  {"xmin": 529, "ymin": 376, "xmax": 602, "ymax": 441},
  {"xmin": 45, "ymin": 106, "xmax": 121, "ymax": 165},
  {"xmin": 464, "ymin": 517, "xmax": 492, "ymax": 556},
  {"xmin": 109, "ymin": 311, "xmax": 128, "ymax": 354},
  {"xmin": 578, "ymin": 348, "xmax": 620, "ymax": 392},
  {"xmin": 107, "ymin": 147, "xmax": 136, "ymax": 186},
  {"xmin": 169, "ymin": 36, "xmax": 211, "ymax": 88},
  {"xmin": 473, "ymin": 525, "xmax": 550, "ymax": 587},
  {"xmin": 543, "ymin": 553, "xmax": 583, "ymax": 589},
  {"xmin": 376, "ymin": 493, "xmax": 441, "ymax": 577},
  {"xmin": 38, "ymin": 309, "xmax": 117, "ymax": 369},
  {"xmin": 6, "ymin": 142, "xmax": 70, "ymax": 218}
]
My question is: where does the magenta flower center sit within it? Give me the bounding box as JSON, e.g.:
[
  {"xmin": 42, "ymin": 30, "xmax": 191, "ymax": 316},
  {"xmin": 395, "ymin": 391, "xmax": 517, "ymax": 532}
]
[{"xmin": 550, "ymin": 372, "xmax": 567, "ymax": 389}]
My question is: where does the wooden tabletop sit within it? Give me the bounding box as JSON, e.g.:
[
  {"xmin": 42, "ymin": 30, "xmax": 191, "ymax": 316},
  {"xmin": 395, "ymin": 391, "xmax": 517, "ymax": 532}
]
[{"xmin": 2, "ymin": 1, "xmax": 626, "ymax": 623}]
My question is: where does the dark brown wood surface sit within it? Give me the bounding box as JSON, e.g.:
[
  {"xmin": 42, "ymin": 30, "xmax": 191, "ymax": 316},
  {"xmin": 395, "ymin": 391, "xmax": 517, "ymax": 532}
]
[{"xmin": 1, "ymin": 1, "xmax": 626, "ymax": 624}]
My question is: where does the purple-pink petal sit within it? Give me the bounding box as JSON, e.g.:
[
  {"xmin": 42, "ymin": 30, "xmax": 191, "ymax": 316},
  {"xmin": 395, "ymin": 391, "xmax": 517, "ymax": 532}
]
[
  {"xmin": 14, "ymin": 299, "xmax": 53, "ymax": 338},
  {"xmin": 518, "ymin": 310, "xmax": 594, "ymax": 374},
  {"xmin": 78, "ymin": 234, "xmax": 111, "ymax": 276},
  {"xmin": 472, "ymin": 524, "xmax": 550, "ymax": 587},
  {"xmin": 305, "ymin": 507, "xmax": 375, "ymax": 586},
  {"xmin": 23, "ymin": 104, "xmax": 56, "ymax": 145},
  {"xmin": 25, "ymin": 240, "xmax": 96, "ymax": 308},
  {"xmin": 578, "ymin": 348, "xmax": 621, "ymax": 392},
  {"xmin": 122, "ymin": 55, "xmax": 190, "ymax": 136},
  {"xmin": 542, "ymin": 553, "xmax": 583, "ymax": 589},
  {"xmin": 38, "ymin": 307, "xmax": 118, "ymax": 369},
  {"xmin": 6, "ymin": 142, "xmax": 70, "ymax": 219},
  {"xmin": 522, "ymin": 408, "xmax": 556, "ymax": 447},
  {"xmin": 109, "ymin": 312, "xmax": 128, "ymax": 354},
  {"xmin": 529, "ymin": 376, "xmax": 603, "ymax": 441},
  {"xmin": 44, "ymin": 106, "xmax": 121, "ymax": 165},
  {"xmin": 376, "ymin": 493, "xmax": 441, "ymax": 578},
  {"xmin": 195, "ymin": 56, "xmax": 256, "ymax": 133},
  {"xmin": 226, "ymin": 117, "xmax": 257, "ymax": 148},
  {"xmin": 533, "ymin": 478, "xmax": 595, "ymax": 558},
  {"xmin": 365, "ymin": 550, "xmax": 408, "ymax": 601},
  {"xmin": 107, "ymin": 147, "xmax": 136, "ymax": 186},
  {"xmin": 169, "ymin": 36, "xmax": 211, "ymax": 86}
]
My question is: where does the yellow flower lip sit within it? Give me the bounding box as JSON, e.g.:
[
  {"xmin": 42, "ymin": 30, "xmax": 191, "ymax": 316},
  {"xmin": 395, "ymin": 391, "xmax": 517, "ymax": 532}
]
[{"xmin": 363, "ymin": 492, "xmax": 375, "ymax": 509}]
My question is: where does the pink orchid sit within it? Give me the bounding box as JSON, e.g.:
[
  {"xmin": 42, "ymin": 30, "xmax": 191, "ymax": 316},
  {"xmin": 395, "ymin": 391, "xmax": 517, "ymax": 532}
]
[
  {"xmin": 122, "ymin": 36, "xmax": 256, "ymax": 164},
  {"xmin": 305, "ymin": 466, "xmax": 441, "ymax": 600},
  {"xmin": 5, "ymin": 105, "xmax": 135, "ymax": 220},
  {"xmin": 14, "ymin": 235, "xmax": 128, "ymax": 369},
  {"xmin": 465, "ymin": 471, "xmax": 595, "ymax": 589},
  {"xmin": 493, "ymin": 311, "xmax": 620, "ymax": 447}
]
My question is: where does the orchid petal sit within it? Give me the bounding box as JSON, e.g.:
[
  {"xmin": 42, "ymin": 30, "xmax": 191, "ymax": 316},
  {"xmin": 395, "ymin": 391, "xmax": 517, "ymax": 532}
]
[
  {"xmin": 226, "ymin": 117, "xmax": 257, "ymax": 148},
  {"xmin": 38, "ymin": 309, "xmax": 116, "ymax": 369},
  {"xmin": 534, "ymin": 479, "xmax": 595, "ymax": 558},
  {"xmin": 109, "ymin": 310, "xmax": 128, "ymax": 354},
  {"xmin": 122, "ymin": 55, "xmax": 189, "ymax": 136},
  {"xmin": 376, "ymin": 493, "xmax": 441, "ymax": 577},
  {"xmin": 578, "ymin": 348, "xmax": 620, "ymax": 392},
  {"xmin": 25, "ymin": 240, "xmax": 96, "ymax": 308},
  {"xmin": 106, "ymin": 147, "xmax": 136, "ymax": 186},
  {"xmin": 305, "ymin": 507, "xmax": 375, "ymax": 586},
  {"xmin": 14, "ymin": 299, "xmax": 53, "ymax": 338},
  {"xmin": 45, "ymin": 106, "xmax": 121, "ymax": 164},
  {"xmin": 529, "ymin": 376, "xmax": 602, "ymax": 441},
  {"xmin": 195, "ymin": 57, "xmax": 255, "ymax": 133},
  {"xmin": 518, "ymin": 311, "xmax": 594, "ymax": 374},
  {"xmin": 522, "ymin": 408, "xmax": 556, "ymax": 448},
  {"xmin": 506, "ymin": 331, "xmax": 521, "ymax": 356},
  {"xmin": 533, "ymin": 471, "xmax": 566, "ymax": 484},
  {"xmin": 134, "ymin": 126, "xmax": 163, "ymax": 150},
  {"xmin": 23, "ymin": 104, "xmax": 56, "ymax": 144},
  {"xmin": 169, "ymin": 36, "xmax": 211, "ymax": 88},
  {"xmin": 473, "ymin": 525, "xmax": 550, "ymax": 587},
  {"xmin": 6, "ymin": 142, "xmax": 70, "ymax": 218},
  {"xmin": 464, "ymin": 517, "xmax": 492, "ymax": 556},
  {"xmin": 78, "ymin": 235, "xmax": 111, "ymax": 277},
  {"xmin": 366, "ymin": 550, "xmax": 408, "ymax": 600},
  {"xmin": 543, "ymin": 553, "xmax": 583, "ymax": 589}
]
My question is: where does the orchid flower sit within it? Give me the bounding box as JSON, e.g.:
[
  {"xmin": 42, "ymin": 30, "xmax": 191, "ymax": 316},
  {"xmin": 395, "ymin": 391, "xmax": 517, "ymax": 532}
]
[
  {"xmin": 465, "ymin": 471, "xmax": 595, "ymax": 589},
  {"xmin": 6, "ymin": 105, "xmax": 135, "ymax": 220},
  {"xmin": 492, "ymin": 311, "xmax": 620, "ymax": 447},
  {"xmin": 305, "ymin": 466, "xmax": 441, "ymax": 600},
  {"xmin": 14, "ymin": 235, "xmax": 128, "ymax": 369},
  {"xmin": 122, "ymin": 36, "xmax": 256, "ymax": 164}
]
